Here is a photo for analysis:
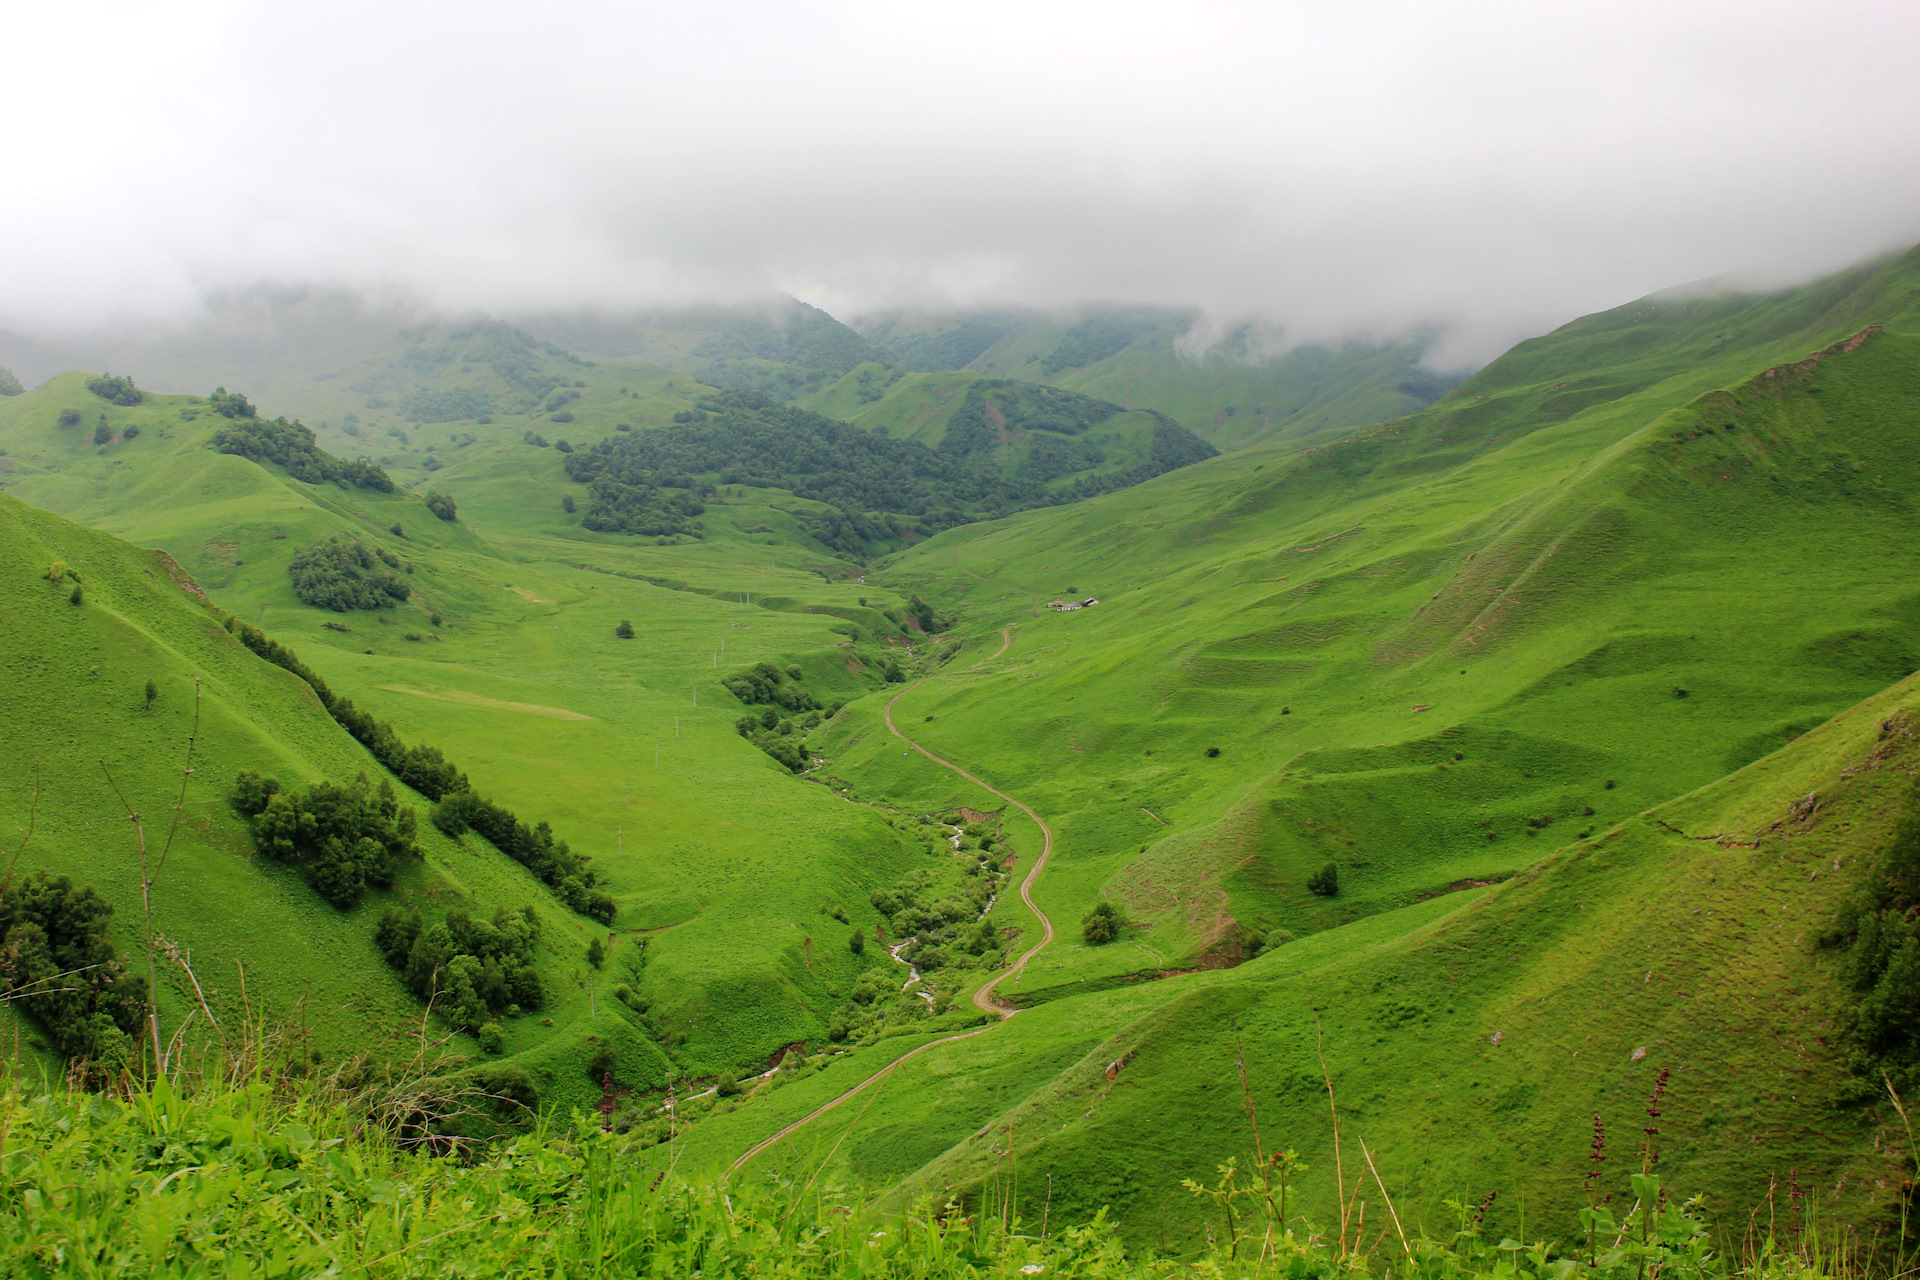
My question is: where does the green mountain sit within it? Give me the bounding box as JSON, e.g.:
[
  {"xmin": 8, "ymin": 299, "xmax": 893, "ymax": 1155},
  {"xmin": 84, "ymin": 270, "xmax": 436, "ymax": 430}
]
[
  {"xmin": 852, "ymin": 305, "xmax": 1460, "ymax": 450},
  {"xmin": 6, "ymin": 243, "xmax": 1920, "ymax": 1260}
]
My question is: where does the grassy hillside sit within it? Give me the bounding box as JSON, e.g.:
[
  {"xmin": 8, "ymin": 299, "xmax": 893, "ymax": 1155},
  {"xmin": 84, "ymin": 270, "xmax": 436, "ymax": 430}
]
[
  {"xmin": 0, "ymin": 491, "xmax": 621, "ymax": 1086},
  {"xmin": 0, "ymin": 375, "xmax": 967, "ymax": 1095},
  {"xmin": 853, "ymin": 306, "xmax": 1457, "ymax": 450},
  {"xmin": 651, "ymin": 246, "xmax": 1920, "ymax": 1243}
]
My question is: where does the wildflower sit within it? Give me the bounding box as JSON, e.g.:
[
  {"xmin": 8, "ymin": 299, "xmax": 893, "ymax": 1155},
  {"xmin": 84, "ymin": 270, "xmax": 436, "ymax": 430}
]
[{"xmin": 1021, "ymin": 1267, "xmax": 1046, "ymax": 1276}]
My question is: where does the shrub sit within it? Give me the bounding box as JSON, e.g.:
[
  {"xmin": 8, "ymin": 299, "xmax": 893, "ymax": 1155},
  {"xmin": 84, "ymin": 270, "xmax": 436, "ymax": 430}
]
[
  {"xmin": 0, "ymin": 365, "xmax": 22, "ymax": 396},
  {"xmin": 714, "ymin": 1072, "xmax": 740, "ymax": 1098},
  {"xmin": 233, "ymin": 770, "xmax": 419, "ymax": 909},
  {"xmin": 586, "ymin": 938, "xmax": 605, "ymax": 968},
  {"xmin": 551, "ymin": 411, "xmax": 574, "ymax": 424},
  {"xmin": 92, "ymin": 422, "xmax": 111, "ymax": 445},
  {"xmin": 86, "ymin": 373, "xmax": 142, "ymax": 405},
  {"xmin": 288, "ymin": 538, "xmax": 411, "ymax": 612},
  {"xmin": 391, "ymin": 522, "xmax": 405, "ymax": 538},
  {"xmin": 0, "ymin": 871, "xmax": 147, "ymax": 1073},
  {"xmin": 1265, "ymin": 928, "xmax": 1296, "ymax": 950},
  {"xmin": 1082, "ymin": 900, "xmax": 1120, "ymax": 945},
  {"xmin": 143, "ymin": 678, "xmax": 158, "ymax": 711},
  {"xmin": 1306, "ymin": 862, "xmax": 1339, "ymax": 896},
  {"xmin": 848, "ymin": 928, "xmax": 865, "ymax": 955},
  {"xmin": 615, "ymin": 619, "xmax": 635, "ymax": 639},
  {"xmin": 56, "ymin": 408, "xmax": 80, "ymax": 427},
  {"xmin": 562, "ymin": 495, "xmax": 576, "ymax": 513},
  {"xmin": 68, "ymin": 585, "xmax": 82, "ymax": 606},
  {"xmin": 426, "ymin": 491, "xmax": 457, "ymax": 522},
  {"xmin": 1205, "ymin": 746, "xmax": 1221, "ymax": 758},
  {"xmin": 374, "ymin": 902, "xmax": 543, "ymax": 1033},
  {"xmin": 213, "ymin": 412, "xmax": 394, "ymax": 491},
  {"xmin": 477, "ymin": 1022, "xmax": 506, "ymax": 1055},
  {"xmin": 430, "ymin": 612, "xmax": 444, "ymax": 627},
  {"xmin": 121, "ymin": 424, "xmax": 139, "ymax": 440}
]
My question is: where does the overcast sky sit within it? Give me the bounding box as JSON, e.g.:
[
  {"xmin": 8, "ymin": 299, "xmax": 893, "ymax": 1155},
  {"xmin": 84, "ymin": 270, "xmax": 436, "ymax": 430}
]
[{"xmin": 5, "ymin": 1, "xmax": 1918, "ymax": 362}]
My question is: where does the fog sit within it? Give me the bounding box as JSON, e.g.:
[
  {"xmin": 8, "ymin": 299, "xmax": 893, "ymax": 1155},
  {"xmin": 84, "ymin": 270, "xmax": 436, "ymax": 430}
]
[{"xmin": 5, "ymin": 1, "xmax": 1918, "ymax": 362}]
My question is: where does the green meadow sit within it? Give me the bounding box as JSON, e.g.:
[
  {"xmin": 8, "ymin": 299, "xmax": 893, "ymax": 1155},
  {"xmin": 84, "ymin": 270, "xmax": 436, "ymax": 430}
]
[{"xmin": 4, "ymin": 245, "xmax": 1920, "ymax": 1263}]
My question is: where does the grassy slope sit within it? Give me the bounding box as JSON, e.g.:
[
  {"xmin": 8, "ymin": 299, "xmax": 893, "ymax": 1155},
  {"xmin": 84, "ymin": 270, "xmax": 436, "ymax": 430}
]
[
  {"xmin": 0, "ymin": 492, "xmax": 613, "ymax": 1080},
  {"xmin": 663, "ymin": 247, "xmax": 1920, "ymax": 1241},
  {"xmin": 855, "ymin": 307, "xmax": 1450, "ymax": 450},
  {"xmin": 0, "ymin": 377, "xmax": 949, "ymax": 1100}
]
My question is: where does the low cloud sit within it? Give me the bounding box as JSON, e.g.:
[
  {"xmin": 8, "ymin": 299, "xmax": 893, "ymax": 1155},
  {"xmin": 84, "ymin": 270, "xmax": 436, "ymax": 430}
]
[{"xmin": 4, "ymin": 1, "xmax": 1917, "ymax": 362}]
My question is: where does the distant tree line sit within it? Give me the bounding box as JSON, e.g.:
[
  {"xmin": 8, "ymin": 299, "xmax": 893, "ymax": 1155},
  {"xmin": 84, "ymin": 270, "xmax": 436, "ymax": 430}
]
[
  {"xmin": 288, "ymin": 537, "xmax": 412, "ymax": 611},
  {"xmin": 222, "ymin": 616, "xmax": 613, "ymax": 922},
  {"xmin": 563, "ymin": 388, "xmax": 1213, "ymax": 555},
  {"xmin": 375, "ymin": 903, "xmax": 543, "ymax": 1036},
  {"xmin": 231, "ymin": 770, "xmax": 419, "ymax": 908},
  {"xmin": 208, "ymin": 387, "xmax": 394, "ymax": 491},
  {"xmin": 0, "ymin": 872, "xmax": 147, "ymax": 1076}
]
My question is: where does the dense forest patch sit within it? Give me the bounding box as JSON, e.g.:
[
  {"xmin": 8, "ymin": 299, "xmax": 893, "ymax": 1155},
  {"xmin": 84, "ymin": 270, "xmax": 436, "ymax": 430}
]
[{"xmin": 288, "ymin": 537, "xmax": 412, "ymax": 611}]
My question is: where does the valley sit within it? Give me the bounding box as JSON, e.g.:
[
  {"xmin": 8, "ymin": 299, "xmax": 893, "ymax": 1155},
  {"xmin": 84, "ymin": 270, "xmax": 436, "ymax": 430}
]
[{"xmin": 5, "ymin": 244, "xmax": 1920, "ymax": 1265}]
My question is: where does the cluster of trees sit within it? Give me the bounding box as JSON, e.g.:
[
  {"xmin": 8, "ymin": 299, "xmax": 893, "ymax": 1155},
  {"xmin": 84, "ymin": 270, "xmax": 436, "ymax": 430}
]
[
  {"xmin": 231, "ymin": 770, "xmax": 419, "ymax": 908},
  {"xmin": 431, "ymin": 791, "xmax": 615, "ymax": 923},
  {"xmin": 564, "ymin": 388, "xmax": 1213, "ymax": 555},
  {"xmin": 446, "ymin": 320, "xmax": 582, "ymax": 407},
  {"xmin": 1038, "ymin": 313, "xmax": 1145, "ymax": 373},
  {"xmin": 375, "ymin": 903, "xmax": 543, "ymax": 1036},
  {"xmin": 426, "ymin": 491, "xmax": 457, "ymax": 522},
  {"xmin": 222, "ymin": 616, "xmax": 610, "ymax": 921},
  {"xmin": 726, "ymin": 662, "xmax": 841, "ymax": 772},
  {"xmin": 401, "ymin": 387, "xmax": 491, "ymax": 423},
  {"xmin": 86, "ymin": 373, "xmax": 143, "ymax": 405},
  {"xmin": 288, "ymin": 538, "xmax": 412, "ymax": 611},
  {"xmin": 870, "ymin": 865, "xmax": 1002, "ymax": 975},
  {"xmin": 938, "ymin": 382, "xmax": 1117, "ymax": 459},
  {"xmin": 210, "ymin": 391, "xmax": 395, "ymax": 492},
  {"xmin": 1027, "ymin": 432, "xmax": 1107, "ymax": 482},
  {"xmin": 0, "ymin": 365, "xmax": 23, "ymax": 396},
  {"xmin": 0, "ymin": 872, "xmax": 147, "ymax": 1074},
  {"xmin": 1306, "ymin": 862, "xmax": 1339, "ymax": 896}
]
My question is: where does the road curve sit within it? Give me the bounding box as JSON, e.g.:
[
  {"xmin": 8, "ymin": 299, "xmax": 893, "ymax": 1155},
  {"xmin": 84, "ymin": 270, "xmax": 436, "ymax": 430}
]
[
  {"xmin": 882, "ymin": 679, "xmax": 1055, "ymax": 1013},
  {"xmin": 726, "ymin": 660, "xmax": 1055, "ymax": 1176}
]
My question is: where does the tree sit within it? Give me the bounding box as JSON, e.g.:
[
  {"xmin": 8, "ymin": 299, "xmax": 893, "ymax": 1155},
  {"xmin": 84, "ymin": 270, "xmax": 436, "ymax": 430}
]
[
  {"xmin": 848, "ymin": 928, "xmax": 865, "ymax": 955},
  {"xmin": 426, "ymin": 491, "xmax": 458, "ymax": 522},
  {"xmin": 68, "ymin": 585, "xmax": 82, "ymax": 606},
  {"xmin": 615, "ymin": 619, "xmax": 635, "ymax": 639},
  {"xmin": 0, "ymin": 365, "xmax": 22, "ymax": 396},
  {"xmin": 56, "ymin": 408, "xmax": 80, "ymax": 427},
  {"xmin": 586, "ymin": 937, "xmax": 605, "ymax": 968},
  {"xmin": 1306, "ymin": 862, "xmax": 1338, "ymax": 896},
  {"xmin": 86, "ymin": 373, "xmax": 142, "ymax": 406},
  {"xmin": 143, "ymin": 678, "xmax": 158, "ymax": 711},
  {"xmin": 92, "ymin": 421, "xmax": 112, "ymax": 445},
  {"xmin": 1082, "ymin": 900, "xmax": 1120, "ymax": 945},
  {"xmin": 562, "ymin": 495, "xmax": 576, "ymax": 513},
  {"xmin": 714, "ymin": 1071, "xmax": 741, "ymax": 1098}
]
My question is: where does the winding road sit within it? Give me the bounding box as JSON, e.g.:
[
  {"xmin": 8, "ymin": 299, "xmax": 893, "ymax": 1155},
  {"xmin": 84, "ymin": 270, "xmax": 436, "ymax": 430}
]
[{"xmin": 726, "ymin": 626, "xmax": 1053, "ymax": 1175}]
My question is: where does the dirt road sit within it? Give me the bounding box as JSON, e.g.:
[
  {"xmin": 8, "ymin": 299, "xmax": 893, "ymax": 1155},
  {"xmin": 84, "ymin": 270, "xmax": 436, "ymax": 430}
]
[{"xmin": 726, "ymin": 663, "xmax": 1055, "ymax": 1176}]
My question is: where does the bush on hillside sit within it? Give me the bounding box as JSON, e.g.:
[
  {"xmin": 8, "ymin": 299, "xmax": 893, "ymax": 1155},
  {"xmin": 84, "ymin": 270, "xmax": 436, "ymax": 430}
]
[
  {"xmin": 0, "ymin": 872, "xmax": 147, "ymax": 1075},
  {"xmin": 233, "ymin": 770, "xmax": 419, "ymax": 909},
  {"xmin": 1829, "ymin": 780, "xmax": 1920, "ymax": 1090},
  {"xmin": 222, "ymin": 616, "xmax": 610, "ymax": 923},
  {"xmin": 93, "ymin": 422, "xmax": 111, "ymax": 445},
  {"xmin": 86, "ymin": 373, "xmax": 142, "ymax": 406},
  {"xmin": 430, "ymin": 789, "xmax": 615, "ymax": 923},
  {"xmin": 0, "ymin": 365, "xmax": 23, "ymax": 396},
  {"xmin": 615, "ymin": 619, "xmax": 634, "ymax": 639},
  {"xmin": 121, "ymin": 424, "xmax": 138, "ymax": 440},
  {"xmin": 212, "ymin": 410, "xmax": 395, "ymax": 491},
  {"xmin": 1082, "ymin": 900, "xmax": 1121, "ymax": 945},
  {"xmin": 208, "ymin": 387, "xmax": 257, "ymax": 418},
  {"xmin": 374, "ymin": 903, "xmax": 543, "ymax": 1032},
  {"xmin": 56, "ymin": 408, "xmax": 80, "ymax": 427},
  {"xmin": 426, "ymin": 491, "xmax": 457, "ymax": 522},
  {"xmin": 288, "ymin": 538, "xmax": 411, "ymax": 612},
  {"xmin": 1306, "ymin": 862, "xmax": 1339, "ymax": 896}
]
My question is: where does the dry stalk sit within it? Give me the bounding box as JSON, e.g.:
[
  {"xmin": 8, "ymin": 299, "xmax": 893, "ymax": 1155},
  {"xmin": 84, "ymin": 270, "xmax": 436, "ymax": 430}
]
[
  {"xmin": 1314, "ymin": 1010, "xmax": 1350, "ymax": 1257},
  {"xmin": 3, "ymin": 759, "xmax": 40, "ymax": 890},
  {"xmin": 99, "ymin": 762, "xmax": 163, "ymax": 1071},
  {"xmin": 1360, "ymin": 1137, "xmax": 1410, "ymax": 1257}
]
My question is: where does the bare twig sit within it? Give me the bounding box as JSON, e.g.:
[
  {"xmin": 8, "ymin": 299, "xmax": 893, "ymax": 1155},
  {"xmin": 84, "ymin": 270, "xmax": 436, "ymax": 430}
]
[
  {"xmin": 99, "ymin": 762, "xmax": 163, "ymax": 1072},
  {"xmin": 155, "ymin": 679, "xmax": 201, "ymax": 878},
  {"xmin": 1314, "ymin": 1011, "xmax": 1350, "ymax": 1257},
  {"xmin": 2, "ymin": 759, "xmax": 40, "ymax": 891},
  {"xmin": 158, "ymin": 935, "xmax": 228, "ymax": 1064},
  {"xmin": 1361, "ymin": 1137, "xmax": 1410, "ymax": 1257}
]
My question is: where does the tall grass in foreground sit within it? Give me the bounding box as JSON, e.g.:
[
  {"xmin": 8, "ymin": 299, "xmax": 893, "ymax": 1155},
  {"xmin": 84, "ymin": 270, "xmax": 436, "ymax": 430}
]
[{"xmin": 0, "ymin": 1068, "xmax": 1868, "ymax": 1279}]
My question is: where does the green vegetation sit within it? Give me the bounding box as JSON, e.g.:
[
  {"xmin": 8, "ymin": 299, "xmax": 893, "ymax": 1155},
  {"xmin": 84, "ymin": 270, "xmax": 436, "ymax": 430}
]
[
  {"xmin": 233, "ymin": 769, "xmax": 419, "ymax": 908},
  {"xmin": 0, "ymin": 365, "xmax": 23, "ymax": 396},
  {"xmin": 430, "ymin": 788, "xmax": 615, "ymax": 922},
  {"xmin": 0, "ymin": 872, "xmax": 146, "ymax": 1077},
  {"xmin": 286, "ymin": 536, "xmax": 411, "ymax": 611},
  {"xmin": 374, "ymin": 902, "xmax": 543, "ymax": 1030},
  {"xmin": 85, "ymin": 372, "xmax": 142, "ymax": 405},
  {"xmin": 425, "ymin": 490, "xmax": 457, "ymax": 521},
  {"xmin": 211, "ymin": 401, "xmax": 395, "ymax": 491},
  {"xmin": 1305, "ymin": 861, "xmax": 1338, "ymax": 896},
  {"xmin": 1081, "ymin": 898, "xmax": 1120, "ymax": 944}
]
